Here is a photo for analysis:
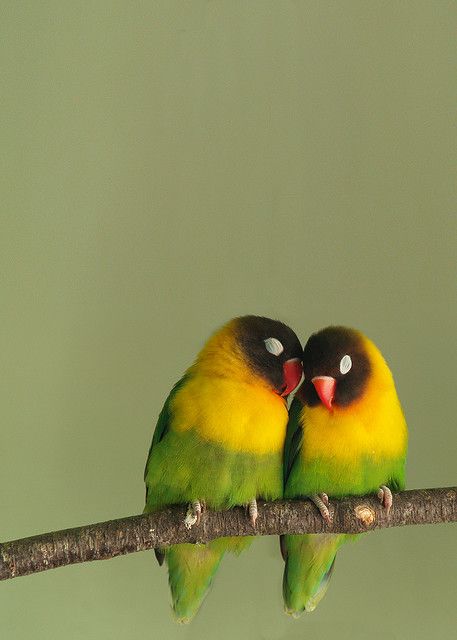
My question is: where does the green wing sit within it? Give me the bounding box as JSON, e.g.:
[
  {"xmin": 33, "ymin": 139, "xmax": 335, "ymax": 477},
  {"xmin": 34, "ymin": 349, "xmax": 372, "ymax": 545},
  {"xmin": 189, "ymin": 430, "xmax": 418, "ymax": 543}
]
[
  {"xmin": 282, "ymin": 399, "xmax": 346, "ymax": 615},
  {"xmin": 283, "ymin": 397, "xmax": 303, "ymax": 487},
  {"xmin": 144, "ymin": 374, "xmax": 189, "ymax": 493},
  {"xmin": 143, "ymin": 374, "xmax": 189, "ymax": 565},
  {"xmin": 280, "ymin": 397, "xmax": 303, "ymax": 561}
]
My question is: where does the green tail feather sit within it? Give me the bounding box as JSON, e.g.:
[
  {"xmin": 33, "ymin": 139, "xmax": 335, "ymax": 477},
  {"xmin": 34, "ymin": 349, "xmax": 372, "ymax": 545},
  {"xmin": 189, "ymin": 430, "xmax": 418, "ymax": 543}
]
[
  {"xmin": 165, "ymin": 543, "xmax": 224, "ymax": 624},
  {"xmin": 282, "ymin": 533, "xmax": 347, "ymax": 616}
]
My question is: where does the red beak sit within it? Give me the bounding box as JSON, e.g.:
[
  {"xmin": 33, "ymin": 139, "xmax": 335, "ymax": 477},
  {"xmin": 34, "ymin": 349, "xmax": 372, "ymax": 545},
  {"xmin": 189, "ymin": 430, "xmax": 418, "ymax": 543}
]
[
  {"xmin": 312, "ymin": 376, "xmax": 336, "ymax": 410},
  {"xmin": 281, "ymin": 358, "xmax": 303, "ymax": 396}
]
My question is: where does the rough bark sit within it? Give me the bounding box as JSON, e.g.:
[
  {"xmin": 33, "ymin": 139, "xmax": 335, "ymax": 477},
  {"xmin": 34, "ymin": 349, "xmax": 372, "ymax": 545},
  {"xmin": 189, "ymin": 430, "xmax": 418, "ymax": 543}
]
[{"xmin": 0, "ymin": 487, "xmax": 455, "ymax": 581}]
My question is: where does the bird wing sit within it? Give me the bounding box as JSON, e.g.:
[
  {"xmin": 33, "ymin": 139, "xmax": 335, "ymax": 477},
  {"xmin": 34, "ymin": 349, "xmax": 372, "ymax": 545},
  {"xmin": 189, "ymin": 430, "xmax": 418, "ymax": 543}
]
[
  {"xmin": 144, "ymin": 374, "xmax": 189, "ymax": 566},
  {"xmin": 283, "ymin": 397, "xmax": 304, "ymax": 486},
  {"xmin": 280, "ymin": 397, "xmax": 304, "ymax": 562},
  {"xmin": 144, "ymin": 375, "xmax": 189, "ymax": 489}
]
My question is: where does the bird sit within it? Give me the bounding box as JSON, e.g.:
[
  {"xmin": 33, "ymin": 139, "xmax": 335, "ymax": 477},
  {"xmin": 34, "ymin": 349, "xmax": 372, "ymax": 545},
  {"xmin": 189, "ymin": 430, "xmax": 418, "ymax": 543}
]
[
  {"xmin": 281, "ymin": 326, "xmax": 408, "ymax": 616},
  {"xmin": 144, "ymin": 315, "xmax": 303, "ymax": 623}
]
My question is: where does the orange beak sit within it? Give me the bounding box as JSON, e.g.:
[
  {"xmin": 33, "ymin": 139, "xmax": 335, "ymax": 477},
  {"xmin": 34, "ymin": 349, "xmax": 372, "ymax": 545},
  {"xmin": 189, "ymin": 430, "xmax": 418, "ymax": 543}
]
[
  {"xmin": 281, "ymin": 358, "xmax": 303, "ymax": 396},
  {"xmin": 311, "ymin": 376, "xmax": 336, "ymax": 410}
]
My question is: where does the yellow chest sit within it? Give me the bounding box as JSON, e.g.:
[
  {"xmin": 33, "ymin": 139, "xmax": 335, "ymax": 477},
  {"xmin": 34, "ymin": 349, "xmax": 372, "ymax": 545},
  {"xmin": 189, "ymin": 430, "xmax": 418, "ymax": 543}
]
[
  {"xmin": 170, "ymin": 375, "xmax": 288, "ymax": 455},
  {"xmin": 301, "ymin": 385, "xmax": 408, "ymax": 464}
]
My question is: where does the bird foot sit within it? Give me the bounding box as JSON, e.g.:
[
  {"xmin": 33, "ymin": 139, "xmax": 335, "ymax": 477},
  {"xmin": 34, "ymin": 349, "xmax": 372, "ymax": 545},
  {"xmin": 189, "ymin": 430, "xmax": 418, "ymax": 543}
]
[
  {"xmin": 184, "ymin": 500, "xmax": 205, "ymax": 529},
  {"xmin": 377, "ymin": 485, "xmax": 393, "ymax": 515},
  {"xmin": 310, "ymin": 493, "xmax": 332, "ymax": 524},
  {"xmin": 247, "ymin": 498, "xmax": 258, "ymax": 528}
]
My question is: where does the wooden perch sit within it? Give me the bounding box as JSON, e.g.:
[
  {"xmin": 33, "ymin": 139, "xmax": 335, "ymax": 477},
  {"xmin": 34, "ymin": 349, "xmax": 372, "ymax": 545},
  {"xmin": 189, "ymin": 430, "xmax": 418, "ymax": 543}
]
[{"xmin": 0, "ymin": 487, "xmax": 455, "ymax": 581}]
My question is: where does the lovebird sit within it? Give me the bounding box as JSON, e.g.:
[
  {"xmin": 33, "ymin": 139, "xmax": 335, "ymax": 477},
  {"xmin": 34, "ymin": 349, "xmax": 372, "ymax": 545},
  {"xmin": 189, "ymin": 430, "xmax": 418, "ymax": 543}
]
[
  {"xmin": 144, "ymin": 315, "xmax": 303, "ymax": 623},
  {"xmin": 281, "ymin": 326, "xmax": 408, "ymax": 616}
]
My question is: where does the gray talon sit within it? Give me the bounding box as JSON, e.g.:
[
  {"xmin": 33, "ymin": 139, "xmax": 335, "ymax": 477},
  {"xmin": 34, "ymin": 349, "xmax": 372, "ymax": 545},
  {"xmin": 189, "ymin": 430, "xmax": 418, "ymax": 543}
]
[
  {"xmin": 184, "ymin": 500, "xmax": 203, "ymax": 529},
  {"xmin": 377, "ymin": 485, "xmax": 393, "ymax": 515},
  {"xmin": 311, "ymin": 493, "xmax": 332, "ymax": 524},
  {"xmin": 192, "ymin": 500, "xmax": 202, "ymax": 525},
  {"xmin": 248, "ymin": 499, "xmax": 258, "ymax": 528}
]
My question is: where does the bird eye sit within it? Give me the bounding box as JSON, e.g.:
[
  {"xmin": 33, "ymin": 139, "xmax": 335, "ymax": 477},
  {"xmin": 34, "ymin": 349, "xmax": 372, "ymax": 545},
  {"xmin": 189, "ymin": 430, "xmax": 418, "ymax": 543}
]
[
  {"xmin": 264, "ymin": 337, "xmax": 284, "ymax": 356},
  {"xmin": 339, "ymin": 354, "xmax": 352, "ymax": 374}
]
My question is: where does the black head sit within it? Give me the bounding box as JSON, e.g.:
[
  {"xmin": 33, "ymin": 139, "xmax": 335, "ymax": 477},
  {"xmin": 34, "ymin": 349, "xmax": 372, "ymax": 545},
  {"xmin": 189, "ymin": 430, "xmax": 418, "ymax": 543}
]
[
  {"xmin": 234, "ymin": 316, "xmax": 303, "ymax": 395},
  {"xmin": 298, "ymin": 326, "xmax": 371, "ymax": 409}
]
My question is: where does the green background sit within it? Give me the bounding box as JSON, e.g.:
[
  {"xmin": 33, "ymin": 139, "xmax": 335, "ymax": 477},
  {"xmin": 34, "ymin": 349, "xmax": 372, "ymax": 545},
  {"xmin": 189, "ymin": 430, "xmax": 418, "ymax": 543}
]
[{"xmin": 1, "ymin": 2, "xmax": 456, "ymax": 638}]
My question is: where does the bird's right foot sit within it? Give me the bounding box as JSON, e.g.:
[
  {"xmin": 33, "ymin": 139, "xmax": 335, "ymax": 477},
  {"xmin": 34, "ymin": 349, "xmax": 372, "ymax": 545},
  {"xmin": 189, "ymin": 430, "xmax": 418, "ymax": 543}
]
[
  {"xmin": 310, "ymin": 493, "xmax": 332, "ymax": 524},
  {"xmin": 248, "ymin": 498, "xmax": 258, "ymax": 528},
  {"xmin": 184, "ymin": 500, "xmax": 204, "ymax": 529}
]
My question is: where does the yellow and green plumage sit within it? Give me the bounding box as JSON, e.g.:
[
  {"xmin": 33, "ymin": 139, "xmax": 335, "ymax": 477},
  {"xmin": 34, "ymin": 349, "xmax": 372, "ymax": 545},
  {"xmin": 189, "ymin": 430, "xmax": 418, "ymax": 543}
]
[
  {"xmin": 144, "ymin": 316, "xmax": 302, "ymax": 622},
  {"xmin": 282, "ymin": 326, "xmax": 408, "ymax": 615}
]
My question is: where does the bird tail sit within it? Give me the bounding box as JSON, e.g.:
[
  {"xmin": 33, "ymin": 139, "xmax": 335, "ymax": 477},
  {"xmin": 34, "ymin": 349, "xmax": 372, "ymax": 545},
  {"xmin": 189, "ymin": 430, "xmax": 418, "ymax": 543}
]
[
  {"xmin": 165, "ymin": 542, "xmax": 225, "ymax": 623},
  {"xmin": 282, "ymin": 533, "xmax": 344, "ymax": 617}
]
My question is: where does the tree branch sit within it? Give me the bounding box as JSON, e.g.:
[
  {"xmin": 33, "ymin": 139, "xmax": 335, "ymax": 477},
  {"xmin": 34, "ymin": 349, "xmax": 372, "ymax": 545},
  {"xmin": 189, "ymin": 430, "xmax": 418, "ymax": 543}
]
[{"xmin": 1, "ymin": 487, "xmax": 455, "ymax": 581}]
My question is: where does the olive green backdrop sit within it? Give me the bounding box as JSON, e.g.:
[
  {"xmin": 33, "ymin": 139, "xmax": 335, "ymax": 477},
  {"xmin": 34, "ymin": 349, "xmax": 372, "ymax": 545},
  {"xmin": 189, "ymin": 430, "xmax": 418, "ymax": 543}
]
[{"xmin": 1, "ymin": 2, "xmax": 456, "ymax": 639}]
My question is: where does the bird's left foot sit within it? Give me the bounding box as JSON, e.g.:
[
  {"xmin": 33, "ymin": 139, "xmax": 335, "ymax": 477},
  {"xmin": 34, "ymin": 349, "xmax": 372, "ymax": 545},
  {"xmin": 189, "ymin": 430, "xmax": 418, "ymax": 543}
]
[
  {"xmin": 377, "ymin": 485, "xmax": 393, "ymax": 515},
  {"xmin": 248, "ymin": 498, "xmax": 258, "ymax": 528},
  {"xmin": 184, "ymin": 500, "xmax": 205, "ymax": 529}
]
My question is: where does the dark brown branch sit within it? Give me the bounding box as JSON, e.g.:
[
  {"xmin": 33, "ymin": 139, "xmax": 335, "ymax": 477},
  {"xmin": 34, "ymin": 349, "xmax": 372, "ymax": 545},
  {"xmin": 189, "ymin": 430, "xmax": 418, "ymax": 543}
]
[{"xmin": 1, "ymin": 487, "xmax": 455, "ymax": 581}]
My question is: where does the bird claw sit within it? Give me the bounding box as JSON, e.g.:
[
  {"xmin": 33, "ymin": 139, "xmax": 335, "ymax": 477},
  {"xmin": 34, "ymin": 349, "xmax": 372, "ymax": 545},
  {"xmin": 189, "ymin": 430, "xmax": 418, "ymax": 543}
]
[
  {"xmin": 184, "ymin": 500, "xmax": 205, "ymax": 529},
  {"xmin": 248, "ymin": 498, "xmax": 258, "ymax": 528},
  {"xmin": 377, "ymin": 485, "xmax": 393, "ymax": 515},
  {"xmin": 310, "ymin": 493, "xmax": 332, "ymax": 524}
]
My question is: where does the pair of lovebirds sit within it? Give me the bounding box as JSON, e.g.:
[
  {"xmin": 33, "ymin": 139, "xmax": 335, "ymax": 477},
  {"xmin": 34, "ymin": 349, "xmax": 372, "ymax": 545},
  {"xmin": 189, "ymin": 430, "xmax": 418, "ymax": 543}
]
[{"xmin": 144, "ymin": 316, "xmax": 408, "ymax": 622}]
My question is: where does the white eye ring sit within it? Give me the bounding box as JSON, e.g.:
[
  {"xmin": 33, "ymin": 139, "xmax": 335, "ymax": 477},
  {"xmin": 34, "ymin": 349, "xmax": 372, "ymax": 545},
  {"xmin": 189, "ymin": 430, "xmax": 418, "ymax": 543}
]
[
  {"xmin": 264, "ymin": 337, "xmax": 284, "ymax": 356},
  {"xmin": 340, "ymin": 354, "xmax": 352, "ymax": 375}
]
